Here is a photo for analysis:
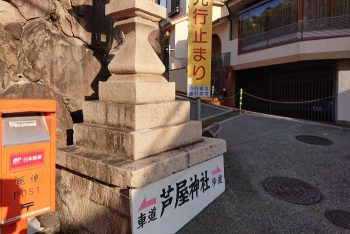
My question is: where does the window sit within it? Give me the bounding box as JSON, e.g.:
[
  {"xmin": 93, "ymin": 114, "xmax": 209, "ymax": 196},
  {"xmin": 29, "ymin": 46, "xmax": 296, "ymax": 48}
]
[
  {"xmin": 304, "ymin": 0, "xmax": 328, "ymax": 20},
  {"xmin": 335, "ymin": 0, "xmax": 350, "ymax": 16},
  {"xmin": 172, "ymin": 0, "xmax": 180, "ymax": 12},
  {"xmin": 169, "ymin": 0, "xmax": 180, "ymax": 17},
  {"xmin": 304, "ymin": 0, "xmax": 350, "ymax": 19},
  {"xmin": 238, "ymin": 0, "xmax": 297, "ymax": 38},
  {"xmin": 238, "ymin": 0, "xmax": 350, "ymax": 53}
]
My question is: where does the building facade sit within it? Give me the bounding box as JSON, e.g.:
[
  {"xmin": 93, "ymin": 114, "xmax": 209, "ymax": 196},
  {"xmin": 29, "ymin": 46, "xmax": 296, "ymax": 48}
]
[{"xmin": 162, "ymin": 0, "xmax": 350, "ymax": 124}]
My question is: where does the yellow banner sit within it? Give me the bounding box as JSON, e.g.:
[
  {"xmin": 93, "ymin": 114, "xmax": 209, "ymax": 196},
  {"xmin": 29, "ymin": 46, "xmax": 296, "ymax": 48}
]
[{"xmin": 187, "ymin": 0, "xmax": 213, "ymax": 97}]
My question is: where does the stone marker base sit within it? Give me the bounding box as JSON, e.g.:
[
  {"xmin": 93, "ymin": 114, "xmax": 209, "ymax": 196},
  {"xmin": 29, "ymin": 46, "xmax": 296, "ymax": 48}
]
[
  {"xmin": 99, "ymin": 81, "xmax": 175, "ymax": 104},
  {"xmin": 56, "ymin": 138, "xmax": 226, "ymax": 233},
  {"xmin": 56, "ymin": 168, "xmax": 131, "ymax": 234},
  {"xmin": 83, "ymin": 100, "xmax": 190, "ymax": 130},
  {"xmin": 73, "ymin": 121, "xmax": 202, "ymax": 160}
]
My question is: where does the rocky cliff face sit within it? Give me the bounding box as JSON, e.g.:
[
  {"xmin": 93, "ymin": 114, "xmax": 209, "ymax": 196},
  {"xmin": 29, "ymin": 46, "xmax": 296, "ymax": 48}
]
[{"xmin": 0, "ymin": 0, "xmax": 115, "ymax": 148}]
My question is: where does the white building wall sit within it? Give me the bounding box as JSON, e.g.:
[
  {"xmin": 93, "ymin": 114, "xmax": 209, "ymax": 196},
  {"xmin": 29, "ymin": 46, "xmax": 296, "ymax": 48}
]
[
  {"xmin": 174, "ymin": 20, "xmax": 189, "ymax": 58},
  {"xmin": 213, "ymin": 21, "xmax": 234, "ymax": 55},
  {"xmin": 185, "ymin": 0, "xmax": 189, "ymax": 14},
  {"xmin": 169, "ymin": 68, "xmax": 188, "ymax": 93},
  {"xmin": 220, "ymin": 4, "xmax": 229, "ymax": 18},
  {"xmin": 232, "ymin": 37, "xmax": 350, "ymax": 68},
  {"xmin": 169, "ymin": 25, "xmax": 176, "ymax": 50},
  {"xmin": 336, "ymin": 60, "xmax": 350, "ymax": 123},
  {"xmin": 212, "ymin": 5, "xmax": 224, "ymax": 21}
]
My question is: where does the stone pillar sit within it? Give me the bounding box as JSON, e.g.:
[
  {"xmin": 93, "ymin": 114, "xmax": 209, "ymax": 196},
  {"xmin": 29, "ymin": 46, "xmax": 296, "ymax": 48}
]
[
  {"xmin": 74, "ymin": 1, "xmax": 204, "ymax": 161},
  {"xmin": 55, "ymin": 1, "xmax": 227, "ymax": 233},
  {"xmin": 99, "ymin": 1, "xmax": 173, "ymax": 100}
]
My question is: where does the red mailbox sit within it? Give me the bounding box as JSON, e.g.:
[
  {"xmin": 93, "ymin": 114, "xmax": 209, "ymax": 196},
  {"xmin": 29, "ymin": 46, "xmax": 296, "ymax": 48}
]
[{"xmin": 0, "ymin": 100, "xmax": 56, "ymax": 234}]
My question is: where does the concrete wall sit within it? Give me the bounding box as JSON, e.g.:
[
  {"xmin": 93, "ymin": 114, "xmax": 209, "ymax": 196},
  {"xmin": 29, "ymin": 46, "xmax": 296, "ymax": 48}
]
[
  {"xmin": 169, "ymin": 68, "xmax": 187, "ymax": 93},
  {"xmin": 336, "ymin": 60, "xmax": 350, "ymax": 124}
]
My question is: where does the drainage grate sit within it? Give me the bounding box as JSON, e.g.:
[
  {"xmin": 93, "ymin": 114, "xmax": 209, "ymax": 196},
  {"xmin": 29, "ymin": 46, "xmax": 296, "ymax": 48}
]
[
  {"xmin": 263, "ymin": 177, "xmax": 323, "ymax": 205},
  {"xmin": 326, "ymin": 210, "xmax": 350, "ymax": 229},
  {"xmin": 295, "ymin": 135, "xmax": 333, "ymax": 146}
]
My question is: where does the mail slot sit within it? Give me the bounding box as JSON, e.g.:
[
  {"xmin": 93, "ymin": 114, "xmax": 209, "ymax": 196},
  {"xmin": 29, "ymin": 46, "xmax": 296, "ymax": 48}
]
[{"xmin": 0, "ymin": 99, "xmax": 56, "ymax": 232}]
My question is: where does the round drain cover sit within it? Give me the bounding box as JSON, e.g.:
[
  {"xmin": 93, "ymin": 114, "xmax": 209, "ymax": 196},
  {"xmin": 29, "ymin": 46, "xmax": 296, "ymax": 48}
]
[
  {"xmin": 326, "ymin": 210, "xmax": 350, "ymax": 229},
  {"xmin": 295, "ymin": 135, "xmax": 333, "ymax": 146},
  {"xmin": 263, "ymin": 177, "xmax": 323, "ymax": 205}
]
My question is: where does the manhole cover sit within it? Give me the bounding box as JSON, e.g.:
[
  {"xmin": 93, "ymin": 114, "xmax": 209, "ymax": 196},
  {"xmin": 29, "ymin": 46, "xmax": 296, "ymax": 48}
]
[
  {"xmin": 326, "ymin": 210, "xmax": 350, "ymax": 229},
  {"xmin": 263, "ymin": 177, "xmax": 323, "ymax": 205},
  {"xmin": 295, "ymin": 135, "xmax": 333, "ymax": 146}
]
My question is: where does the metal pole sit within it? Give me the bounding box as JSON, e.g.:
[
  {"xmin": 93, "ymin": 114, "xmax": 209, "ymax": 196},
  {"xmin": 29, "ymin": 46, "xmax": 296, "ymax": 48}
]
[
  {"xmin": 196, "ymin": 97, "xmax": 201, "ymax": 120},
  {"xmin": 239, "ymin": 88, "xmax": 243, "ymax": 112}
]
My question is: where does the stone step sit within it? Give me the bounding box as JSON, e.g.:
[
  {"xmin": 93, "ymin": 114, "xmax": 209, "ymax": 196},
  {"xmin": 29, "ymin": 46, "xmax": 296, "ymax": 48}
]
[
  {"xmin": 83, "ymin": 100, "xmax": 190, "ymax": 130},
  {"xmin": 99, "ymin": 81, "xmax": 175, "ymax": 104},
  {"xmin": 57, "ymin": 137, "xmax": 227, "ymax": 188},
  {"xmin": 73, "ymin": 121, "xmax": 202, "ymax": 161}
]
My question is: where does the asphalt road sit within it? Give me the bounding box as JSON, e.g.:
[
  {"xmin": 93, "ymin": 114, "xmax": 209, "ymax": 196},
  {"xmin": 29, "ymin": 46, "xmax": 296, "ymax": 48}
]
[{"xmin": 178, "ymin": 113, "xmax": 350, "ymax": 234}]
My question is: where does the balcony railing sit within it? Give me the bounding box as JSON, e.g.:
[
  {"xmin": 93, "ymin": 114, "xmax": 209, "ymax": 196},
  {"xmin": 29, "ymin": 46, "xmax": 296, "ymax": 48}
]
[{"xmin": 239, "ymin": 14, "xmax": 350, "ymax": 54}]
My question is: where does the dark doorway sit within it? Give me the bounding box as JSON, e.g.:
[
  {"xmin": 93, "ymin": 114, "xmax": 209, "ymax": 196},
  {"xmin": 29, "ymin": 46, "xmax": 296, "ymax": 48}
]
[
  {"xmin": 212, "ymin": 34, "xmax": 222, "ymax": 56},
  {"xmin": 235, "ymin": 60, "xmax": 336, "ymax": 122}
]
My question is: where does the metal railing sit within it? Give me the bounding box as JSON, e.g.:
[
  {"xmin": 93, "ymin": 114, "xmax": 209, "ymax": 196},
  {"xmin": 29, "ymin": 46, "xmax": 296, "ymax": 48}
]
[{"xmin": 239, "ymin": 14, "xmax": 350, "ymax": 54}]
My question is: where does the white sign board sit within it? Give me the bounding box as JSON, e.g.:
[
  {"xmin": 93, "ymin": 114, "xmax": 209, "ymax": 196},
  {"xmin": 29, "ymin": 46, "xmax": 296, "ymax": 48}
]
[{"xmin": 130, "ymin": 155, "xmax": 225, "ymax": 234}]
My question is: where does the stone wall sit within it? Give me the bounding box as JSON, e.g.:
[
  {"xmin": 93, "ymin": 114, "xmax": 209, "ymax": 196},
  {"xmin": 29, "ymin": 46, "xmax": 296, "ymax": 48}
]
[
  {"xmin": 0, "ymin": 0, "xmax": 162, "ymax": 147},
  {"xmin": 55, "ymin": 168, "xmax": 131, "ymax": 233},
  {"xmin": 0, "ymin": 0, "xmax": 115, "ymax": 147}
]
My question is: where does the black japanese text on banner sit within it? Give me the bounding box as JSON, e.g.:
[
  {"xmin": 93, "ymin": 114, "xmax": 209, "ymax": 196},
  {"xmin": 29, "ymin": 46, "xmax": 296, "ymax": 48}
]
[
  {"xmin": 130, "ymin": 156, "xmax": 225, "ymax": 234},
  {"xmin": 187, "ymin": 0, "xmax": 213, "ymax": 98}
]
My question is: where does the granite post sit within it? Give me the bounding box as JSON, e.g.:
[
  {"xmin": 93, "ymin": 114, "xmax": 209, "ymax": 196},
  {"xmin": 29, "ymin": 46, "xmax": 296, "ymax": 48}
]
[{"xmin": 56, "ymin": 1, "xmax": 227, "ymax": 233}]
